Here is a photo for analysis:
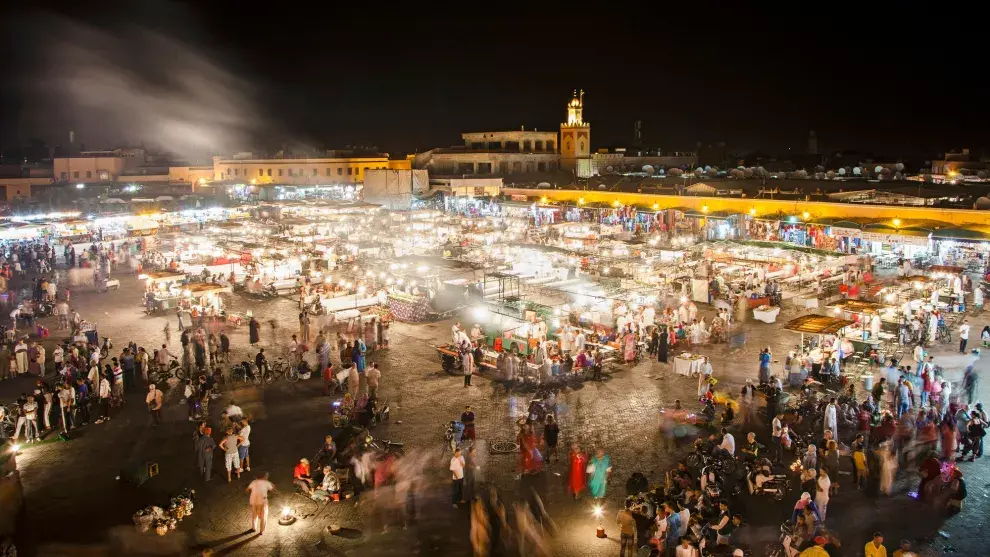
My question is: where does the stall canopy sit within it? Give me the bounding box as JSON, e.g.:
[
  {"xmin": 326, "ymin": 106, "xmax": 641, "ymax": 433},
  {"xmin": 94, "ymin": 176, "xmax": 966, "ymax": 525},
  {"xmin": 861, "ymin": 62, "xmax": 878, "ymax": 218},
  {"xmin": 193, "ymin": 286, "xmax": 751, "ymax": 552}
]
[
  {"xmin": 931, "ymin": 227, "xmax": 990, "ymax": 241},
  {"xmin": 825, "ymin": 299, "xmax": 888, "ymax": 315},
  {"xmin": 897, "ymin": 275, "xmax": 936, "ymax": 285},
  {"xmin": 184, "ymin": 282, "xmax": 231, "ymax": 296},
  {"xmin": 929, "ymin": 265, "xmax": 965, "ymax": 274},
  {"xmin": 783, "ymin": 314, "xmax": 854, "ymax": 334}
]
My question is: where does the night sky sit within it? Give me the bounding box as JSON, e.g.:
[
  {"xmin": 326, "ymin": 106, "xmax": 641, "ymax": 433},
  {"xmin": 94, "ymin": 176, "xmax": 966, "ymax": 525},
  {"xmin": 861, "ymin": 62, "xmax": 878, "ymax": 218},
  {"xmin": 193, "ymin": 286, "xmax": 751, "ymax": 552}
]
[{"xmin": 2, "ymin": 1, "xmax": 987, "ymax": 161}]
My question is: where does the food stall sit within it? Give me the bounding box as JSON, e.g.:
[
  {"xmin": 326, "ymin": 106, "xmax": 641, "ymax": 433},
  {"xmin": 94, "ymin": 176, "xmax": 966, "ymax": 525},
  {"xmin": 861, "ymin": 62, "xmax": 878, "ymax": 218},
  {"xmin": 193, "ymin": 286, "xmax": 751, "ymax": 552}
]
[{"xmin": 140, "ymin": 271, "xmax": 187, "ymax": 313}]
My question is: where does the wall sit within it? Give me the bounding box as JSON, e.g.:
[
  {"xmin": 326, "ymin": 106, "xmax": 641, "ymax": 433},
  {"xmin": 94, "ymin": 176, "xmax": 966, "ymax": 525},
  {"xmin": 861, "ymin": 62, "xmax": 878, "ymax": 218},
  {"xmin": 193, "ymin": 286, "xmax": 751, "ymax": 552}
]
[
  {"xmin": 2, "ymin": 182, "xmax": 33, "ymax": 200},
  {"xmin": 362, "ymin": 169, "xmax": 429, "ymax": 209},
  {"xmin": 461, "ymin": 131, "xmax": 557, "ymax": 152},
  {"xmin": 53, "ymin": 157, "xmax": 127, "ymax": 183},
  {"xmin": 212, "ymin": 157, "xmax": 391, "ymax": 184},
  {"xmin": 504, "ymin": 187, "xmax": 990, "ymax": 228},
  {"xmin": 169, "ymin": 166, "xmax": 214, "ymax": 187},
  {"xmin": 449, "ymin": 177, "xmax": 502, "ymax": 198},
  {"xmin": 419, "ymin": 152, "xmax": 559, "ymax": 175}
]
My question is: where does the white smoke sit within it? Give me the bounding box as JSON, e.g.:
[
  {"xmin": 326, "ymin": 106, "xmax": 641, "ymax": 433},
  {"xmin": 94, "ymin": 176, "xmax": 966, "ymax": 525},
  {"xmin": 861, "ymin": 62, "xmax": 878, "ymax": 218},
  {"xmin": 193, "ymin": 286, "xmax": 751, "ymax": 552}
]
[{"xmin": 24, "ymin": 14, "xmax": 263, "ymax": 160}]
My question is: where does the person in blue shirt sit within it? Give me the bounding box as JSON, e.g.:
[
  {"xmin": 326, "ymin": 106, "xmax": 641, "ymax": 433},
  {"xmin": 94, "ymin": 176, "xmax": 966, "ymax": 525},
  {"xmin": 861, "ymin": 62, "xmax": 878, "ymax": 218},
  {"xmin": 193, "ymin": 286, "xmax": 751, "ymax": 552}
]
[
  {"xmin": 663, "ymin": 502, "xmax": 682, "ymax": 550},
  {"xmin": 75, "ymin": 377, "xmax": 91, "ymax": 425},
  {"xmin": 759, "ymin": 348, "xmax": 772, "ymax": 384}
]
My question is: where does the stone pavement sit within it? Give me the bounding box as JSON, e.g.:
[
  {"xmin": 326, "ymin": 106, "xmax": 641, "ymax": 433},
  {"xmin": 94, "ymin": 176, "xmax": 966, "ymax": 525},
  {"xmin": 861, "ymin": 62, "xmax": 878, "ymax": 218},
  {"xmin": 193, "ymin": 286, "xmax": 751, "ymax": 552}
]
[{"xmin": 1, "ymin": 268, "xmax": 988, "ymax": 556}]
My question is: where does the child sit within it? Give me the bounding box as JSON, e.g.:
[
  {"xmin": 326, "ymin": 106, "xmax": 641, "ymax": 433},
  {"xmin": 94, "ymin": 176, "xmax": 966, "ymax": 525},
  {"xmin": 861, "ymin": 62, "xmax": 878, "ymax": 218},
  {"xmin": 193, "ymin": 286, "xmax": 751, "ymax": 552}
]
[{"xmin": 852, "ymin": 434, "xmax": 868, "ymax": 490}]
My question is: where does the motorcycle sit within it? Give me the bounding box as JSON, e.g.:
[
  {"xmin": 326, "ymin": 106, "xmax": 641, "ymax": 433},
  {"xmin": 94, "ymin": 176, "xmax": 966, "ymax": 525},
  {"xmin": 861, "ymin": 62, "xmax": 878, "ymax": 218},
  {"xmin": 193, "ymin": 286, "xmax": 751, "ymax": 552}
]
[
  {"xmin": 228, "ymin": 361, "xmax": 262, "ymax": 386},
  {"xmin": 361, "ymin": 429, "xmax": 404, "ymax": 456},
  {"xmin": 685, "ymin": 447, "xmax": 736, "ymax": 476},
  {"xmin": 763, "ymin": 521, "xmax": 797, "ymax": 557},
  {"xmin": 738, "ymin": 458, "xmax": 788, "ymax": 501}
]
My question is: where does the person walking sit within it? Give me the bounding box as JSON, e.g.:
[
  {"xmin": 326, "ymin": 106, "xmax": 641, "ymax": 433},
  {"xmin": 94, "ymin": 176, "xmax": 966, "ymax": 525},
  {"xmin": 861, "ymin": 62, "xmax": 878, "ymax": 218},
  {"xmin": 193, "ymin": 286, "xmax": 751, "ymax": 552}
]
[
  {"xmin": 246, "ymin": 472, "xmax": 276, "ymax": 534},
  {"xmin": 146, "ymin": 384, "xmax": 163, "ymax": 426},
  {"xmin": 249, "ymin": 316, "xmax": 261, "ymax": 346},
  {"xmin": 366, "ymin": 362, "xmax": 381, "ymax": 399},
  {"xmin": 96, "ymin": 372, "xmax": 111, "ymax": 423},
  {"xmin": 587, "ymin": 448, "xmax": 612, "ymax": 501},
  {"xmin": 959, "ymin": 320, "xmax": 970, "ymax": 353},
  {"xmin": 544, "ymin": 415, "xmax": 559, "ymax": 463},
  {"xmin": 568, "ymin": 443, "xmax": 588, "ymax": 499},
  {"xmin": 464, "ymin": 445, "xmax": 480, "ymax": 504},
  {"xmin": 196, "ymin": 426, "xmax": 217, "ymax": 481},
  {"xmin": 462, "ymin": 345, "xmax": 474, "ymax": 387},
  {"xmin": 450, "ymin": 447, "xmax": 466, "ymax": 508}
]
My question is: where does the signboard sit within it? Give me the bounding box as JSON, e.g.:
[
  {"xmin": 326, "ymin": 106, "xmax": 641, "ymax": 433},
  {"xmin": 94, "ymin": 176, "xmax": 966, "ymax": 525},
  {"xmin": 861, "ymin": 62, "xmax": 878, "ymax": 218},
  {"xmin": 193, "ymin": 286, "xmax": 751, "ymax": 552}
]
[
  {"xmin": 510, "ymin": 194, "xmax": 528, "ymax": 202},
  {"xmin": 830, "ymin": 226, "xmax": 861, "ymax": 238},
  {"xmin": 861, "ymin": 231, "xmax": 930, "ymax": 246}
]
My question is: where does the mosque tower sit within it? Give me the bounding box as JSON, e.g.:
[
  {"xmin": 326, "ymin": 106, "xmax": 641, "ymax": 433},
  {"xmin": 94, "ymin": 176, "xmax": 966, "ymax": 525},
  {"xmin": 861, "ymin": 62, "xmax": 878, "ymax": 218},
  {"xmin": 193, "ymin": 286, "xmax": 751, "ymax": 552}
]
[{"xmin": 560, "ymin": 89, "xmax": 591, "ymax": 177}]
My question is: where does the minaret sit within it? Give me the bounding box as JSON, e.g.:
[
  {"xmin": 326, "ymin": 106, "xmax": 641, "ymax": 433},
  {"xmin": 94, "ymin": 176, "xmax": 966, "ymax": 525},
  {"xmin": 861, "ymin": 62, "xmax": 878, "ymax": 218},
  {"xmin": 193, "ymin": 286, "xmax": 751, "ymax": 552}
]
[{"xmin": 560, "ymin": 89, "xmax": 591, "ymax": 177}]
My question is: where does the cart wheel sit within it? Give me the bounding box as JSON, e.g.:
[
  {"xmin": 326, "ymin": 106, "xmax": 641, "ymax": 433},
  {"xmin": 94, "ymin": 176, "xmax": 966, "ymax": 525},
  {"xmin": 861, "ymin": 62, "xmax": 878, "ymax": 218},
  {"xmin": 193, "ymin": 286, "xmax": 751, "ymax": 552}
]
[
  {"xmin": 252, "ymin": 373, "xmax": 263, "ymax": 386},
  {"xmin": 174, "ymin": 368, "xmax": 186, "ymax": 381},
  {"xmin": 286, "ymin": 367, "xmax": 300, "ymax": 383}
]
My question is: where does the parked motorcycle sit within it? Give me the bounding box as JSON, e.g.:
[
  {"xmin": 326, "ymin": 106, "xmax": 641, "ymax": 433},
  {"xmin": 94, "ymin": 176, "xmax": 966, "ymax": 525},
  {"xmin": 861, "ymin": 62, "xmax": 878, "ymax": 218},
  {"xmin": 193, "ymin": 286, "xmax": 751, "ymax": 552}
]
[
  {"xmin": 738, "ymin": 458, "xmax": 788, "ymax": 501},
  {"xmin": 228, "ymin": 361, "xmax": 262, "ymax": 385},
  {"xmin": 685, "ymin": 447, "xmax": 736, "ymax": 476}
]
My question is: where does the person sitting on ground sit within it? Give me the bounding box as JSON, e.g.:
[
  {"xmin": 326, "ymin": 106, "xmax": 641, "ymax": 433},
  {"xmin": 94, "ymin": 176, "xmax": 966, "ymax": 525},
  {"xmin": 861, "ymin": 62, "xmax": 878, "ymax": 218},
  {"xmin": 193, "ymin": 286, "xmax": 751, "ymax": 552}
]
[
  {"xmin": 315, "ymin": 435, "xmax": 337, "ymax": 467},
  {"xmin": 293, "ymin": 457, "xmax": 314, "ymax": 495}
]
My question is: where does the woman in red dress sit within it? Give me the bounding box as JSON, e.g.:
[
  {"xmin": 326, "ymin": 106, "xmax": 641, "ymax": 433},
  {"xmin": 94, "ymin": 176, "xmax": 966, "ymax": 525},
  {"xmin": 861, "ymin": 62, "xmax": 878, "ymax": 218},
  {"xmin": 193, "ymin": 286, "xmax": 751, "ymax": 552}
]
[
  {"xmin": 517, "ymin": 424, "xmax": 543, "ymax": 474},
  {"xmin": 568, "ymin": 442, "xmax": 588, "ymax": 499}
]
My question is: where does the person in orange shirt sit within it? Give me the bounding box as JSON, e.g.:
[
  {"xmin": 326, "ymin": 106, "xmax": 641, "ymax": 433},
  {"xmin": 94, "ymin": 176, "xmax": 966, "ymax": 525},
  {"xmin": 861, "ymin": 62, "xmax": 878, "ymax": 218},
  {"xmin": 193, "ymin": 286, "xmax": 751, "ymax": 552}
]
[{"xmin": 293, "ymin": 458, "xmax": 313, "ymax": 495}]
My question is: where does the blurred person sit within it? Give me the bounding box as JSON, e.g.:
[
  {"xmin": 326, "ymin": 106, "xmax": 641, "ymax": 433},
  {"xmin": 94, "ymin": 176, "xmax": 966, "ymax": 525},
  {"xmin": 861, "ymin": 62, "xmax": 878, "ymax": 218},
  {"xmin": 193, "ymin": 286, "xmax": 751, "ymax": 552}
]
[{"xmin": 246, "ymin": 471, "xmax": 276, "ymax": 534}]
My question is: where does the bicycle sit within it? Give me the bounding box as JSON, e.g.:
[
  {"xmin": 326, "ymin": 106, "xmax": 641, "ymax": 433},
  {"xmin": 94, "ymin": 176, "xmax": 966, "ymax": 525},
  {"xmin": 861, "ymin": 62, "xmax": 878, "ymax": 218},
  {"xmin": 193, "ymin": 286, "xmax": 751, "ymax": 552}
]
[
  {"xmin": 263, "ymin": 357, "xmax": 299, "ymax": 384},
  {"xmin": 936, "ymin": 323, "xmax": 952, "ymax": 344},
  {"xmin": 148, "ymin": 357, "xmax": 185, "ymax": 383}
]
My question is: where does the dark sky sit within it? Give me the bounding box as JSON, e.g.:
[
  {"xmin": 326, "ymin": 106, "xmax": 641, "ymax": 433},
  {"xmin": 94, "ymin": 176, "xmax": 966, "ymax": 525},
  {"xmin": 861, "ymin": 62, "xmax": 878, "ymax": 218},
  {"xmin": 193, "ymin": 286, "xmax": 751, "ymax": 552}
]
[{"xmin": 2, "ymin": 1, "xmax": 987, "ymax": 161}]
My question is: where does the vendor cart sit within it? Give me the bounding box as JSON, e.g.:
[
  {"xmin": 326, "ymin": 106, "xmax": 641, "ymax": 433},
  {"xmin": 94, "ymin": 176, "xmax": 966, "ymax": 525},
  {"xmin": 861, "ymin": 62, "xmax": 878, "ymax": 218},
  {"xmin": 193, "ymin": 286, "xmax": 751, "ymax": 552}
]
[{"xmin": 435, "ymin": 344, "xmax": 463, "ymax": 375}]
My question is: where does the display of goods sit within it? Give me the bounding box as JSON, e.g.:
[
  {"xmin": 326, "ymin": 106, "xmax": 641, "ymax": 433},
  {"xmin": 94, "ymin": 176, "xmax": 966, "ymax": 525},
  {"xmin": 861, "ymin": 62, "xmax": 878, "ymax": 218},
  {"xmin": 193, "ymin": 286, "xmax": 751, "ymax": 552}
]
[{"xmin": 388, "ymin": 295, "xmax": 432, "ymax": 323}]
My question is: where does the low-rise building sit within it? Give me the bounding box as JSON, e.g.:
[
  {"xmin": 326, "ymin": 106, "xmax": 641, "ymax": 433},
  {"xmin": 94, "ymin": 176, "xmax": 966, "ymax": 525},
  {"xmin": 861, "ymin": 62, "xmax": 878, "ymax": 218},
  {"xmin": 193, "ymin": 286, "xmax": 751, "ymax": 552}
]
[{"xmin": 211, "ymin": 152, "xmax": 409, "ymax": 185}]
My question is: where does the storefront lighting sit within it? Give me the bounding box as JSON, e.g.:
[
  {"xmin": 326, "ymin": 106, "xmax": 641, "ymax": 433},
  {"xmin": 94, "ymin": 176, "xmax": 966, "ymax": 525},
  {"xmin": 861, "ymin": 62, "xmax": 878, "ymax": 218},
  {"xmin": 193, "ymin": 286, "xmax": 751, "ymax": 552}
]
[
  {"xmin": 540, "ymin": 196, "xmax": 548, "ymax": 204},
  {"xmin": 76, "ymin": 183, "xmax": 85, "ymax": 189},
  {"xmin": 702, "ymin": 206, "xmax": 709, "ymax": 213},
  {"xmin": 578, "ymin": 198, "xmax": 585, "ymax": 205},
  {"xmin": 802, "ymin": 212, "xmax": 810, "ymax": 220},
  {"xmin": 472, "ymin": 306, "xmax": 488, "ymax": 320},
  {"xmin": 652, "ymin": 203, "xmax": 659, "ymax": 210},
  {"xmin": 749, "ymin": 208, "xmax": 757, "ymax": 215},
  {"xmin": 612, "ymin": 200, "xmax": 621, "ymax": 207},
  {"xmin": 892, "ymin": 219, "xmax": 901, "ymax": 227}
]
